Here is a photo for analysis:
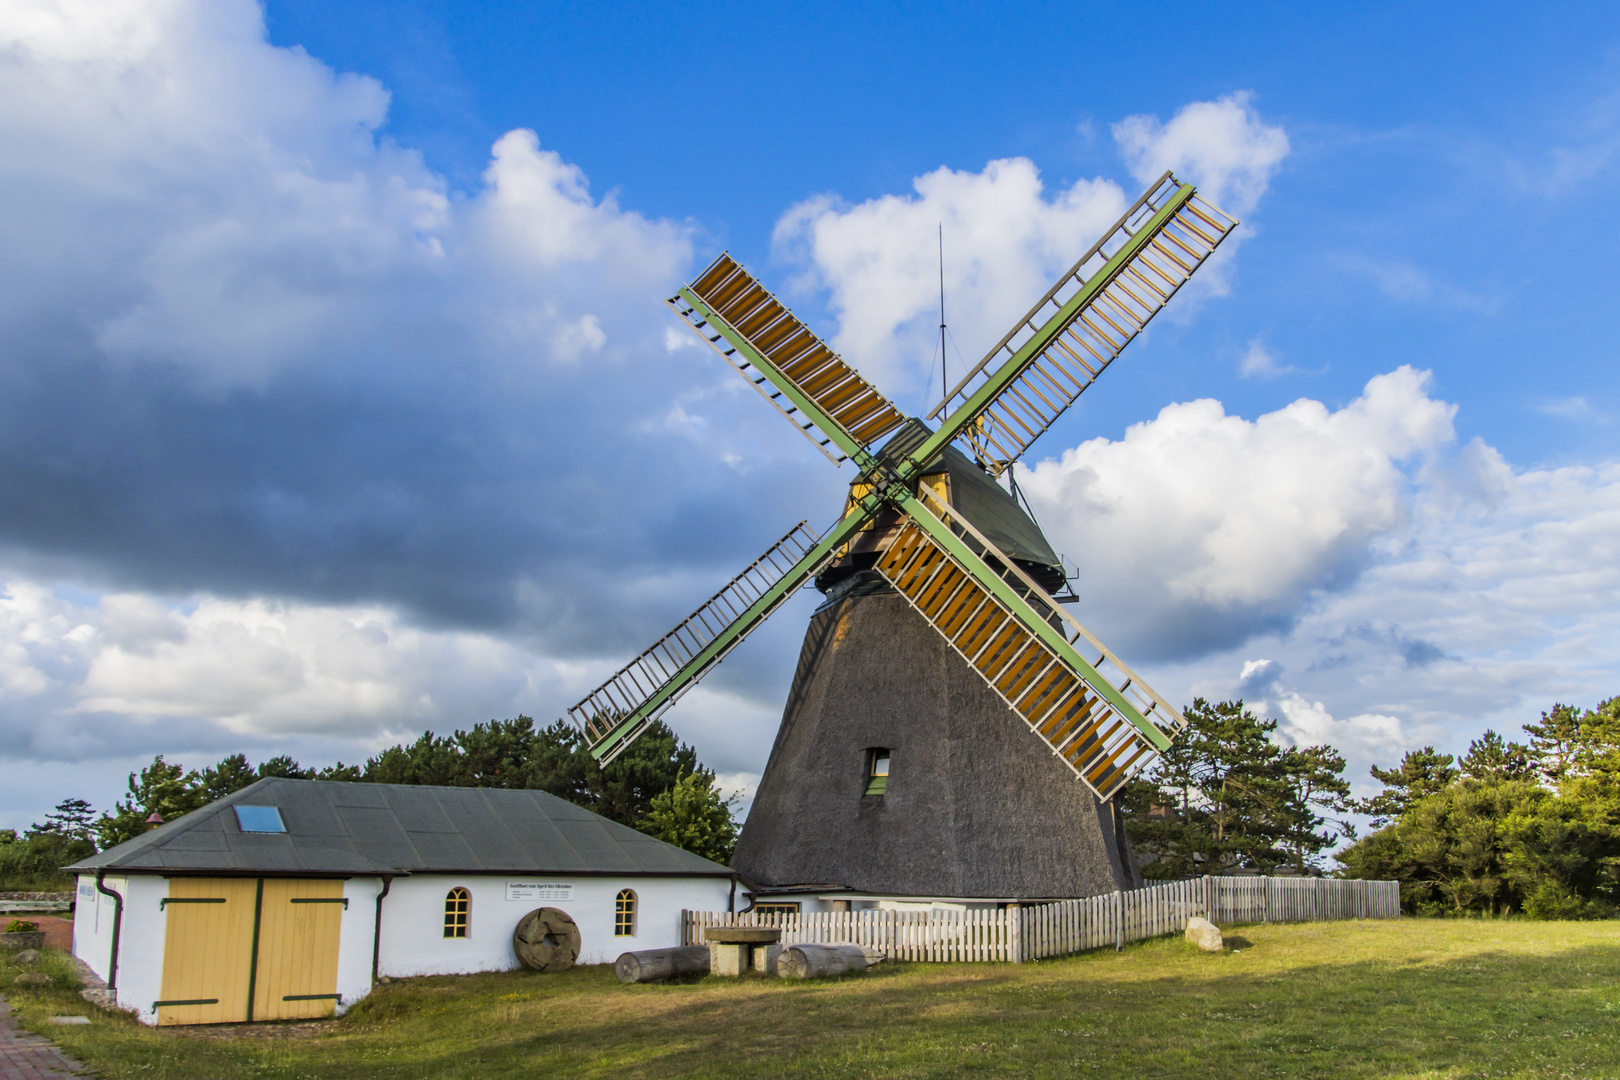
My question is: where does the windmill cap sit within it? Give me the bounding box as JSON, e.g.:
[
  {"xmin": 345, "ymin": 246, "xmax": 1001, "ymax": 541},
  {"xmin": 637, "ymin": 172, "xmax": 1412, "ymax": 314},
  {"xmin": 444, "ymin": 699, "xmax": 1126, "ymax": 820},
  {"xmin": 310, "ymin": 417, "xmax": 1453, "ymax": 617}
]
[{"xmin": 869, "ymin": 419, "xmax": 1062, "ymax": 571}]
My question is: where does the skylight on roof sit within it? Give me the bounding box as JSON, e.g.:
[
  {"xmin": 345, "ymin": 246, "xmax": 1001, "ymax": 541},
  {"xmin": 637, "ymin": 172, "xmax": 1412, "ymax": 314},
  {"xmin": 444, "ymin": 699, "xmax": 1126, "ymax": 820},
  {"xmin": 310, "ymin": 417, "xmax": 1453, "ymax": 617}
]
[{"xmin": 234, "ymin": 805, "xmax": 286, "ymax": 833}]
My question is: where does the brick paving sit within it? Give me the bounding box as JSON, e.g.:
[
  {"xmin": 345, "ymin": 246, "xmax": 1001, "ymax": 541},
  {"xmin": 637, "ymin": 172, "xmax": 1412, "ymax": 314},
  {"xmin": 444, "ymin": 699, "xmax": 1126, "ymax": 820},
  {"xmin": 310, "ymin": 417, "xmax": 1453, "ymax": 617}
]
[{"xmin": 0, "ymin": 997, "xmax": 87, "ymax": 1078}]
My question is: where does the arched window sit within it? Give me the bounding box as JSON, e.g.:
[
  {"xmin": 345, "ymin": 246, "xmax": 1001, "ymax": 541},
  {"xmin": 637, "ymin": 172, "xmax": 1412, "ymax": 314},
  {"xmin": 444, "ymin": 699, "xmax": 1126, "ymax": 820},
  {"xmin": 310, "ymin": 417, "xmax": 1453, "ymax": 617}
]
[
  {"xmin": 443, "ymin": 887, "xmax": 470, "ymax": 938},
  {"xmin": 614, "ymin": 889, "xmax": 636, "ymax": 937}
]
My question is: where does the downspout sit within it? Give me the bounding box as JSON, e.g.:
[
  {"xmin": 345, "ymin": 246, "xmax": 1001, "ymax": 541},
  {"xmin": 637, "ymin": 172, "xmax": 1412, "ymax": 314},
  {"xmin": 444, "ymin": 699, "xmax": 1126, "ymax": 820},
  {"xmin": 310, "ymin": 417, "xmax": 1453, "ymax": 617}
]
[
  {"xmin": 371, "ymin": 875, "xmax": 393, "ymax": 985},
  {"xmin": 727, "ymin": 874, "xmax": 737, "ymax": 914},
  {"xmin": 93, "ymin": 871, "xmax": 123, "ymax": 996}
]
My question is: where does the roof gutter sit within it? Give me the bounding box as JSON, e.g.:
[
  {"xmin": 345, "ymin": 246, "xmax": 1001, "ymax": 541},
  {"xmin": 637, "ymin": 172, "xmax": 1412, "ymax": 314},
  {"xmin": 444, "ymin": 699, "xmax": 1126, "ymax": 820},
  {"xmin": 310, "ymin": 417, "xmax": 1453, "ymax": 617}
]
[
  {"xmin": 93, "ymin": 871, "xmax": 123, "ymax": 995},
  {"xmin": 371, "ymin": 875, "xmax": 393, "ymax": 986}
]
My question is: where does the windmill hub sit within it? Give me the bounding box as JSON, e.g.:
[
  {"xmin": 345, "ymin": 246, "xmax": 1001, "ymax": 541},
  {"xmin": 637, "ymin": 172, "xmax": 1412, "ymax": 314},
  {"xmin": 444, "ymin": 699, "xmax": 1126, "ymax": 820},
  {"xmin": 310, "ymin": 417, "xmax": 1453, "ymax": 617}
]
[{"xmin": 568, "ymin": 173, "xmax": 1237, "ymax": 902}]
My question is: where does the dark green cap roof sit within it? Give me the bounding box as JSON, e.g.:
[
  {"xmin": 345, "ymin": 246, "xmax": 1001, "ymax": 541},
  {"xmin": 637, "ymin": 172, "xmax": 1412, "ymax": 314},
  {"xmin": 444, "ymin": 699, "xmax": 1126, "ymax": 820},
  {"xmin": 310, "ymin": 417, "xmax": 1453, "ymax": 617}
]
[
  {"xmin": 67, "ymin": 778, "xmax": 732, "ymax": 878},
  {"xmin": 873, "ymin": 419, "xmax": 1061, "ymax": 569}
]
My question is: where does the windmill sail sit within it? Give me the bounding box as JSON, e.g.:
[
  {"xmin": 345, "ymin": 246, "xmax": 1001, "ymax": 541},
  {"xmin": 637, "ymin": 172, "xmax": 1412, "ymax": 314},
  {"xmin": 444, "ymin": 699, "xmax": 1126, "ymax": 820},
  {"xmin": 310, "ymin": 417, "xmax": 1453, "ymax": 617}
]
[
  {"xmin": 874, "ymin": 488, "xmax": 1184, "ymax": 799},
  {"xmin": 568, "ymin": 521, "xmax": 838, "ymax": 765},
  {"xmin": 671, "ymin": 254, "xmax": 907, "ymax": 463},
  {"xmin": 927, "ymin": 172, "xmax": 1236, "ymax": 475}
]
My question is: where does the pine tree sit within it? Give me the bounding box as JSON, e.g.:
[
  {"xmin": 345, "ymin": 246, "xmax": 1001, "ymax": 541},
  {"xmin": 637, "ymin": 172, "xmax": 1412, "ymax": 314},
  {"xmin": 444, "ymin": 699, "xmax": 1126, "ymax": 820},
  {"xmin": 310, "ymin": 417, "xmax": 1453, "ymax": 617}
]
[
  {"xmin": 30, "ymin": 798, "xmax": 96, "ymax": 844},
  {"xmin": 96, "ymin": 756, "xmax": 205, "ymax": 849},
  {"xmin": 637, "ymin": 770, "xmax": 741, "ymax": 865},
  {"xmin": 1125, "ymin": 699, "xmax": 1350, "ymax": 877},
  {"xmin": 1524, "ymin": 704, "xmax": 1583, "ymax": 784},
  {"xmin": 1357, "ymin": 747, "xmax": 1458, "ymax": 826},
  {"xmin": 1461, "ymin": 730, "xmax": 1536, "ymax": 782}
]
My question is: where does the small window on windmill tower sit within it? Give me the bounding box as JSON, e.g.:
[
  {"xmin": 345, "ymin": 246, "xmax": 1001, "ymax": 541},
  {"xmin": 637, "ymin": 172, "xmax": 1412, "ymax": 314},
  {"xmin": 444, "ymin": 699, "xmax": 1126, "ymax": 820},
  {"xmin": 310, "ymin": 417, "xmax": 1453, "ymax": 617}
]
[{"xmin": 865, "ymin": 749, "xmax": 890, "ymax": 796}]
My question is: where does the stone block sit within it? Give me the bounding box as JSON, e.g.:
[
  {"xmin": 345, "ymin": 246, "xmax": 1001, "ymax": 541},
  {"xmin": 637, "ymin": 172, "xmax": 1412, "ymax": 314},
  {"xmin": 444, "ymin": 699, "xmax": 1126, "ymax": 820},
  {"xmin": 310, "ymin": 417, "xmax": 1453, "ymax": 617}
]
[
  {"xmin": 709, "ymin": 941, "xmax": 748, "ymax": 977},
  {"xmin": 753, "ymin": 943, "xmax": 782, "ymax": 975}
]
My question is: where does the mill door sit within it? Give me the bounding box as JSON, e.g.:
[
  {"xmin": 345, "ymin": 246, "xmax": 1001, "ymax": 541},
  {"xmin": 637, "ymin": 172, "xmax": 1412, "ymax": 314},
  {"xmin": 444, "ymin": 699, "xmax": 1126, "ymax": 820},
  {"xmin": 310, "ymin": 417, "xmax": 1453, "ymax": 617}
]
[
  {"xmin": 252, "ymin": 879, "xmax": 346, "ymax": 1020},
  {"xmin": 156, "ymin": 878, "xmax": 258, "ymax": 1025},
  {"xmin": 156, "ymin": 877, "xmax": 347, "ymax": 1025}
]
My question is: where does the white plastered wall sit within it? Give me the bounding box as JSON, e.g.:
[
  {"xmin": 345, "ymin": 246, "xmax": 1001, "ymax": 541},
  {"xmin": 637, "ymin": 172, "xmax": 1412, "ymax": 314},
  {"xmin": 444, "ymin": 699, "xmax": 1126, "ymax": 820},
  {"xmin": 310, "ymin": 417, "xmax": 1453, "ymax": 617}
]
[
  {"xmin": 73, "ymin": 873, "xmax": 169, "ymax": 1023},
  {"xmin": 335, "ymin": 877, "xmax": 381, "ymax": 1012},
  {"xmin": 377, "ymin": 874, "xmax": 732, "ymax": 976}
]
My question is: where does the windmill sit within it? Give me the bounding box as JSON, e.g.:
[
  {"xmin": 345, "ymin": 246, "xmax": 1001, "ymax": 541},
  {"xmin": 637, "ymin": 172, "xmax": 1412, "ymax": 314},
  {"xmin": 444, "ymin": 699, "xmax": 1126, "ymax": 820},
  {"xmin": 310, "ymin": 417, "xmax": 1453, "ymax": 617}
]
[{"xmin": 569, "ymin": 172, "xmax": 1236, "ymax": 901}]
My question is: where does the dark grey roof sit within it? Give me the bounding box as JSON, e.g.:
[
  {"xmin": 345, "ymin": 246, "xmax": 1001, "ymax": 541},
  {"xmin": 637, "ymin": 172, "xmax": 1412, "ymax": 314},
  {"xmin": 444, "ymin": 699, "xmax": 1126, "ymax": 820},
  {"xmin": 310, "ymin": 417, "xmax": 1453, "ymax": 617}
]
[
  {"xmin": 874, "ymin": 419, "xmax": 1061, "ymax": 569},
  {"xmin": 67, "ymin": 779, "xmax": 733, "ymax": 878}
]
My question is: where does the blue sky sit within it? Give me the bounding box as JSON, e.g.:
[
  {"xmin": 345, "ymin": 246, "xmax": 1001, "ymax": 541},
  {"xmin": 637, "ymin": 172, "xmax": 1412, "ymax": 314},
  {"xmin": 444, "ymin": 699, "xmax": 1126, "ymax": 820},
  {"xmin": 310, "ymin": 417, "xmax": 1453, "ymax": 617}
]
[{"xmin": 0, "ymin": 0, "xmax": 1618, "ymax": 830}]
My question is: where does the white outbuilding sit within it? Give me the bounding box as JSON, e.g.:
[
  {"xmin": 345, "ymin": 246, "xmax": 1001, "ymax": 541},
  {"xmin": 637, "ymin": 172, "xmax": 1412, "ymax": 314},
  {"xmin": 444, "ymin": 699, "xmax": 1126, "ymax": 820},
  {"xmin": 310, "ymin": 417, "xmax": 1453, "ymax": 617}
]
[{"xmin": 67, "ymin": 777, "xmax": 736, "ymax": 1025}]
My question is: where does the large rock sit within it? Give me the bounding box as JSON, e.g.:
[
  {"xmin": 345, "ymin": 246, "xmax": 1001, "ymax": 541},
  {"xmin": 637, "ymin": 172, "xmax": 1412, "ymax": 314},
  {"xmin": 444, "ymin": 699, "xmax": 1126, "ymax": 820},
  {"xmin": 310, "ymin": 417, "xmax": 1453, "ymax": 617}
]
[
  {"xmin": 1184, "ymin": 917, "xmax": 1223, "ymax": 952},
  {"xmin": 12, "ymin": 972, "xmax": 52, "ymax": 988},
  {"xmin": 12, "ymin": 949, "xmax": 40, "ymax": 965}
]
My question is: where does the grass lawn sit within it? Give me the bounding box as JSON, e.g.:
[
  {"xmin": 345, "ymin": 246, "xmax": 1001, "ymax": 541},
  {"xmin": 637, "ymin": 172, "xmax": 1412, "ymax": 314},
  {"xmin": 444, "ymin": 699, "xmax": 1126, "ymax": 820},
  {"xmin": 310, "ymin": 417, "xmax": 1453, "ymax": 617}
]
[{"xmin": 4, "ymin": 919, "xmax": 1618, "ymax": 1079}]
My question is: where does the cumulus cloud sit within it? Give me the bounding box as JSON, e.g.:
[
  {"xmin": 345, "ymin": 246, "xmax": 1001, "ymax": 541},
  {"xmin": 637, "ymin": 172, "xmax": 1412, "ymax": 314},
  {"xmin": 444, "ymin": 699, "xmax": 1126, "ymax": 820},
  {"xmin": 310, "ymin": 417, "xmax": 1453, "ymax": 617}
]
[
  {"xmin": 0, "ymin": 581, "xmax": 573, "ymax": 755},
  {"xmin": 1112, "ymin": 93, "xmax": 1288, "ymax": 300},
  {"xmin": 1123, "ymin": 390, "xmax": 1620, "ymax": 797},
  {"xmin": 772, "ymin": 161, "xmax": 1128, "ymax": 397},
  {"xmin": 771, "ymin": 94, "xmax": 1288, "ymax": 399},
  {"xmin": 1021, "ymin": 366, "xmax": 1456, "ymax": 658},
  {"xmin": 0, "ymin": 0, "xmax": 854, "ymax": 652},
  {"xmin": 1113, "ymin": 92, "xmax": 1290, "ymax": 217}
]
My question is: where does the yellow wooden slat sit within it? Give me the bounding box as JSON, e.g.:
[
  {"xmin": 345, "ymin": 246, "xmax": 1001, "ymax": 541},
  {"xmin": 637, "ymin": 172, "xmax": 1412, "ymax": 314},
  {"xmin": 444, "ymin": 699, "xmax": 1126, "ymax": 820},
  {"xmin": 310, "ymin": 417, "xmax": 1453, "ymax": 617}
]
[
  {"xmin": 871, "ymin": 517, "xmax": 1164, "ymax": 799},
  {"xmin": 158, "ymin": 877, "xmax": 258, "ymax": 1026},
  {"xmin": 254, "ymin": 879, "xmax": 345, "ymax": 1021},
  {"xmin": 687, "ymin": 254, "xmax": 905, "ymax": 449}
]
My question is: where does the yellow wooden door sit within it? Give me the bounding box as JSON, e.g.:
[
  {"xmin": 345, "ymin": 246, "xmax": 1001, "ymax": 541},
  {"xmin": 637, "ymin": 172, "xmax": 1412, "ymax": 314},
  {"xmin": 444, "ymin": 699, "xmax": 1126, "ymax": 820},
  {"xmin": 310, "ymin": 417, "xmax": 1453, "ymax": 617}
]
[
  {"xmin": 253, "ymin": 879, "xmax": 346, "ymax": 1020},
  {"xmin": 157, "ymin": 878, "xmax": 258, "ymax": 1025}
]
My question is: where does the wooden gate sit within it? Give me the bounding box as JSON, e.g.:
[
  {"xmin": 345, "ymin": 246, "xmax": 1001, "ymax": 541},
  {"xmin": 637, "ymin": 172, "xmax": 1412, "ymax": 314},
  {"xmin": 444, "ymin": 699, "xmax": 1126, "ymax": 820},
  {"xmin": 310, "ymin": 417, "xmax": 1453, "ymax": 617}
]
[
  {"xmin": 156, "ymin": 878, "xmax": 258, "ymax": 1025},
  {"xmin": 156, "ymin": 877, "xmax": 346, "ymax": 1025},
  {"xmin": 253, "ymin": 879, "xmax": 346, "ymax": 1020}
]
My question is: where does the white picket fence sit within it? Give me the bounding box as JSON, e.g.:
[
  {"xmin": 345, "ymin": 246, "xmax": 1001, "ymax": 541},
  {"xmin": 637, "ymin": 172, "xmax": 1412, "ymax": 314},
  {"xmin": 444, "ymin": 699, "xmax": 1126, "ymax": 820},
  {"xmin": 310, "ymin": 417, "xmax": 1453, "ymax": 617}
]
[
  {"xmin": 1207, "ymin": 875, "xmax": 1399, "ymax": 925},
  {"xmin": 683, "ymin": 905, "xmax": 1019, "ymax": 962},
  {"xmin": 683, "ymin": 876, "xmax": 1399, "ymax": 964}
]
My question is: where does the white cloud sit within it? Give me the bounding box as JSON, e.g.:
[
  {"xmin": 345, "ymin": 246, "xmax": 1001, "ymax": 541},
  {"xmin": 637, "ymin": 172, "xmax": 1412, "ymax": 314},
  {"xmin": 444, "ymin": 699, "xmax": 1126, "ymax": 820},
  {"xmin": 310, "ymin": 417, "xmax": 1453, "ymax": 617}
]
[
  {"xmin": 0, "ymin": 0, "xmax": 689, "ymax": 388},
  {"xmin": 1110, "ymin": 93, "xmax": 1288, "ymax": 302},
  {"xmin": 1113, "ymin": 92, "xmax": 1290, "ymax": 216},
  {"xmin": 1021, "ymin": 366, "xmax": 1456, "ymax": 657},
  {"xmin": 772, "ymin": 160, "xmax": 1128, "ymax": 397},
  {"xmin": 1239, "ymin": 338, "xmax": 1291, "ymax": 378},
  {"xmin": 1537, "ymin": 396, "xmax": 1595, "ymax": 420},
  {"xmin": 1228, "ymin": 658, "xmax": 1409, "ymax": 787},
  {"xmin": 0, "ymin": 582, "xmax": 577, "ymax": 749},
  {"xmin": 5, "ymin": 4, "xmax": 1615, "ymax": 848},
  {"xmin": 771, "ymin": 94, "xmax": 1288, "ymax": 399},
  {"xmin": 1089, "ymin": 380, "xmax": 1620, "ymax": 795}
]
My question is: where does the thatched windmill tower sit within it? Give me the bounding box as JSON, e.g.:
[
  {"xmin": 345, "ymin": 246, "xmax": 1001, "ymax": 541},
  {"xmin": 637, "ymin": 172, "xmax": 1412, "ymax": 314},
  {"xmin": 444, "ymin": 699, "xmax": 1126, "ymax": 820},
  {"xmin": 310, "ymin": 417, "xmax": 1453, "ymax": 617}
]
[{"xmin": 568, "ymin": 173, "xmax": 1236, "ymax": 902}]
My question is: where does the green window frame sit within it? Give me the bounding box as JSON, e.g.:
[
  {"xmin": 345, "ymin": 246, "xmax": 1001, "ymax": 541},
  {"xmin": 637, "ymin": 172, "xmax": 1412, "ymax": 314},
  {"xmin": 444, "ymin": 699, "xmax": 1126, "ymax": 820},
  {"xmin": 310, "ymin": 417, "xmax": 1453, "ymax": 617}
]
[{"xmin": 865, "ymin": 749, "xmax": 890, "ymax": 796}]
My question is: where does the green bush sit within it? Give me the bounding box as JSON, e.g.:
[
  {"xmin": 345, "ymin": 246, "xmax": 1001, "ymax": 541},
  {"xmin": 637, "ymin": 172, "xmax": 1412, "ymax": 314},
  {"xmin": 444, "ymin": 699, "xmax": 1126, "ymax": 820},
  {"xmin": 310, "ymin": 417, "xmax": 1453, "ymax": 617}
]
[
  {"xmin": 0, "ymin": 831, "xmax": 93, "ymax": 892},
  {"xmin": 4, "ymin": 920, "xmax": 39, "ymax": 934}
]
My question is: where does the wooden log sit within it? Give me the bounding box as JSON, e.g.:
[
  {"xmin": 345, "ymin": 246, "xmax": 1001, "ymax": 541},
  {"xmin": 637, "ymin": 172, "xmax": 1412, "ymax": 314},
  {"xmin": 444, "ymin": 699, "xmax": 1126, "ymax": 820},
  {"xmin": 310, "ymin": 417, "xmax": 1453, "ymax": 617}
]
[
  {"xmin": 614, "ymin": 946, "xmax": 711, "ymax": 984},
  {"xmin": 776, "ymin": 943, "xmax": 869, "ymax": 979}
]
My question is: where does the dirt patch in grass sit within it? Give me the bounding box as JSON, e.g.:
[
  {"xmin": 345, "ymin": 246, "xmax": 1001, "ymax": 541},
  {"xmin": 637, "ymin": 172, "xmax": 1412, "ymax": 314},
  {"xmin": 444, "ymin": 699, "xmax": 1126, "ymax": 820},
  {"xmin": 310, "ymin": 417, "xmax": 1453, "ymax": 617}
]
[{"xmin": 5, "ymin": 920, "xmax": 1620, "ymax": 1079}]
